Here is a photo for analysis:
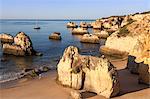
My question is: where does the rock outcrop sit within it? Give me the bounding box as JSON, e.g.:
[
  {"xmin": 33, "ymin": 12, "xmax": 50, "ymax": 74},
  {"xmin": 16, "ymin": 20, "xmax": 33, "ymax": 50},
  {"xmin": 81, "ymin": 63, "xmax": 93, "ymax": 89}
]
[
  {"xmin": 80, "ymin": 34, "xmax": 99, "ymax": 44},
  {"xmin": 49, "ymin": 32, "xmax": 61, "ymax": 40},
  {"xmin": 2, "ymin": 32, "xmax": 36, "ymax": 56},
  {"xmin": 100, "ymin": 13, "xmax": 150, "ymax": 57},
  {"xmin": 93, "ymin": 30, "xmax": 109, "ymax": 39},
  {"xmin": 67, "ymin": 22, "xmax": 78, "ymax": 28},
  {"xmin": 57, "ymin": 46, "xmax": 120, "ymax": 98},
  {"xmin": 0, "ymin": 33, "xmax": 14, "ymax": 43},
  {"xmin": 128, "ymin": 33, "xmax": 150, "ymax": 85},
  {"xmin": 72, "ymin": 28, "xmax": 89, "ymax": 35},
  {"xmin": 100, "ymin": 46, "xmax": 128, "ymax": 59},
  {"xmin": 79, "ymin": 22, "xmax": 88, "ymax": 28},
  {"xmin": 91, "ymin": 21, "xmax": 102, "ymax": 29},
  {"xmin": 138, "ymin": 63, "xmax": 150, "ymax": 85}
]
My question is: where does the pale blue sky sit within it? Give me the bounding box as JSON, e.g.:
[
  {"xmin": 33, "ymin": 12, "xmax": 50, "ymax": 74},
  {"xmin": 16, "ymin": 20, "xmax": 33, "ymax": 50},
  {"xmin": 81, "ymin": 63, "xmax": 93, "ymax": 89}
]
[{"xmin": 0, "ymin": 0, "xmax": 150, "ymax": 19}]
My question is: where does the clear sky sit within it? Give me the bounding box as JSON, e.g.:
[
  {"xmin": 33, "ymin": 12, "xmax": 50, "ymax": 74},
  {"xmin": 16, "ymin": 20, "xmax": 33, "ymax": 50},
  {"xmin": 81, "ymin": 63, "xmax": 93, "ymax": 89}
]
[{"xmin": 0, "ymin": 0, "xmax": 150, "ymax": 19}]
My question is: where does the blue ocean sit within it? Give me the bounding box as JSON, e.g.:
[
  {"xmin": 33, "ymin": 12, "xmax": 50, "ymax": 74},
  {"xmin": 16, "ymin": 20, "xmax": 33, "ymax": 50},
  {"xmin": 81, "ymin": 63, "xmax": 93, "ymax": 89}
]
[{"xmin": 0, "ymin": 19, "xmax": 105, "ymax": 83}]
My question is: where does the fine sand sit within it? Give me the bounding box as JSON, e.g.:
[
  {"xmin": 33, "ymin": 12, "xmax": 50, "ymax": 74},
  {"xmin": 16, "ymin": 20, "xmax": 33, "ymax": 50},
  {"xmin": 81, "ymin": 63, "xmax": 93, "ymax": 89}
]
[{"xmin": 0, "ymin": 59, "xmax": 150, "ymax": 99}]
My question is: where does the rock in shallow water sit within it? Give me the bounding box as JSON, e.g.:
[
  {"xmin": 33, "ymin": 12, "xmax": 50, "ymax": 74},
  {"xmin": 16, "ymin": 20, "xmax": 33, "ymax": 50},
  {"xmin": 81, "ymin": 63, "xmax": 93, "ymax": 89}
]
[
  {"xmin": 80, "ymin": 34, "xmax": 99, "ymax": 44},
  {"xmin": 49, "ymin": 32, "xmax": 61, "ymax": 40},
  {"xmin": 57, "ymin": 46, "xmax": 120, "ymax": 98},
  {"xmin": 2, "ymin": 32, "xmax": 37, "ymax": 56},
  {"xmin": 0, "ymin": 33, "xmax": 14, "ymax": 43}
]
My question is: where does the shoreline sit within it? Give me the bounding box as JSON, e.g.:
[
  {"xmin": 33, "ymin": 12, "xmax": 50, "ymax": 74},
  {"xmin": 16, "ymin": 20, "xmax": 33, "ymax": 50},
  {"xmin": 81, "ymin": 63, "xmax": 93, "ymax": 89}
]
[{"xmin": 1, "ymin": 59, "xmax": 149, "ymax": 99}]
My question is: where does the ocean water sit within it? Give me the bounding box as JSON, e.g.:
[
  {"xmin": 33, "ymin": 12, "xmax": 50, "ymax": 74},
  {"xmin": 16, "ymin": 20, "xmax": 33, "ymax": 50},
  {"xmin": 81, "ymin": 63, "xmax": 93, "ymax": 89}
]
[{"xmin": 0, "ymin": 19, "xmax": 105, "ymax": 83}]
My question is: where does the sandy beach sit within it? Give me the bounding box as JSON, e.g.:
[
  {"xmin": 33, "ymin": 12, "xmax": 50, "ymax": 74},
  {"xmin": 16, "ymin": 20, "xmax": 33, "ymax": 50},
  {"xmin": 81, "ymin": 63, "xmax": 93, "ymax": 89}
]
[{"xmin": 1, "ymin": 59, "xmax": 149, "ymax": 99}]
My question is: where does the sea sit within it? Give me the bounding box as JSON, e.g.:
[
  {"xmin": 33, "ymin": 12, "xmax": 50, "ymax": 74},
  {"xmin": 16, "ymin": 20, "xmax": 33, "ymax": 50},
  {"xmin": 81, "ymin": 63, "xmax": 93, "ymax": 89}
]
[{"xmin": 0, "ymin": 19, "xmax": 105, "ymax": 85}]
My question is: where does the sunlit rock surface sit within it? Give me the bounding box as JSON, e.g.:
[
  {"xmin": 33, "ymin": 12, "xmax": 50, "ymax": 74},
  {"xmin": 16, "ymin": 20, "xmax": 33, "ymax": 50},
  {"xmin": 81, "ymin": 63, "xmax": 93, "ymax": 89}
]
[{"xmin": 57, "ymin": 46, "xmax": 120, "ymax": 98}]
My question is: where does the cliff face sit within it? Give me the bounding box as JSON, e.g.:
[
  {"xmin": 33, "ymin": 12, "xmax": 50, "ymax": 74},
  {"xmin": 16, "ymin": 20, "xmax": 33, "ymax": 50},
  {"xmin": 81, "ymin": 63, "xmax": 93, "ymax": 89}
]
[{"xmin": 101, "ymin": 12, "xmax": 150, "ymax": 55}]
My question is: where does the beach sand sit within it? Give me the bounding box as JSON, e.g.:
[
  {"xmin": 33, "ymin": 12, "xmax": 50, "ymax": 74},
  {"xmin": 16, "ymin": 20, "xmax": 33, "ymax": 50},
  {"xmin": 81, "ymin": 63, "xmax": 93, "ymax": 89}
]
[{"xmin": 0, "ymin": 59, "xmax": 150, "ymax": 99}]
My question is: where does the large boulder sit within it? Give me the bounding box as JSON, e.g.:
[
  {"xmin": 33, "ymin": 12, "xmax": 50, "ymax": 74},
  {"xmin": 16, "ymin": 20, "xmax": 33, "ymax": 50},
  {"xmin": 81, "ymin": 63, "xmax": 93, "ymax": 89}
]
[
  {"xmin": 57, "ymin": 46, "xmax": 120, "ymax": 98},
  {"xmin": 2, "ymin": 32, "xmax": 36, "ymax": 56},
  {"xmin": 80, "ymin": 34, "xmax": 99, "ymax": 44},
  {"xmin": 0, "ymin": 33, "xmax": 14, "ymax": 43},
  {"xmin": 57, "ymin": 46, "xmax": 83, "ymax": 89}
]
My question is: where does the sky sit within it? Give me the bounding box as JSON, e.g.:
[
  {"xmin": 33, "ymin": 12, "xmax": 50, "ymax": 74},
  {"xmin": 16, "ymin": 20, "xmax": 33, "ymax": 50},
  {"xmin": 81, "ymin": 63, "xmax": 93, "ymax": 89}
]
[{"xmin": 0, "ymin": 0, "xmax": 150, "ymax": 19}]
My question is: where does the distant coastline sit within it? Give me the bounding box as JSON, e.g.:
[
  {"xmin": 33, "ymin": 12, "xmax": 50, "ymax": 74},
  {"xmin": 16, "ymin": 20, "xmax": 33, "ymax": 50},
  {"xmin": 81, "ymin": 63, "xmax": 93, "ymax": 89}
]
[{"xmin": 0, "ymin": 19, "xmax": 96, "ymax": 21}]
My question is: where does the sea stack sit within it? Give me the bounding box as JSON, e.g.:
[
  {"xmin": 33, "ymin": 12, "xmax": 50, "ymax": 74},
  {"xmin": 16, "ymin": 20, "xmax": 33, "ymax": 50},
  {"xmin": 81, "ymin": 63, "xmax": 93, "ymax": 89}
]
[
  {"xmin": 57, "ymin": 46, "xmax": 120, "ymax": 98},
  {"xmin": 2, "ymin": 32, "xmax": 36, "ymax": 56}
]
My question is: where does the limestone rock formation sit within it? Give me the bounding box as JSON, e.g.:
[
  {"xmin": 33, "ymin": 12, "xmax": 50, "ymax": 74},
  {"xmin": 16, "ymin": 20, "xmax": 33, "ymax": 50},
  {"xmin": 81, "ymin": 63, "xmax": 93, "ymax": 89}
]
[
  {"xmin": 49, "ymin": 32, "xmax": 61, "ymax": 40},
  {"xmin": 67, "ymin": 22, "xmax": 78, "ymax": 28},
  {"xmin": 2, "ymin": 32, "xmax": 36, "ymax": 56},
  {"xmin": 80, "ymin": 34, "xmax": 99, "ymax": 44},
  {"xmin": 57, "ymin": 46, "xmax": 83, "ymax": 89},
  {"xmin": 129, "ymin": 33, "xmax": 150, "ymax": 84},
  {"xmin": 93, "ymin": 30, "xmax": 109, "ymax": 39},
  {"xmin": 91, "ymin": 21, "xmax": 102, "ymax": 29},
  {"xmin": 100, "ymin": 46, "xmax": 128, "ymax": 59},
  {"xmin": 70, "ymin": 90, "xmax": 82, "ymax": 99},
  {"xmin": 0, "ymin": 33, "xmax": 14, "ymax": 43},
  {"xmin": 138, "ymin": 63, "xmax": 150, "ymax": 85},
  {"xmin": 127, "ymin": 55, "xmax": 139, "ymax": 74},
  {"xmin": 79, "ymin": 22, "xmax": 88, "ymax": 28},
  {"xmin": 57, "ymin": 46, "xmax": 120, "ymax": 98},
  {"xmin": 100, "ymin": 13, "xmax": 150, "ymax": 57},
  {"xmin": 2, "ymin": 43, "xmax": 25, "ymax": 56},
  {"xmin": 72, "ymin": 28, "xmax": 89, "ymax": 35}
]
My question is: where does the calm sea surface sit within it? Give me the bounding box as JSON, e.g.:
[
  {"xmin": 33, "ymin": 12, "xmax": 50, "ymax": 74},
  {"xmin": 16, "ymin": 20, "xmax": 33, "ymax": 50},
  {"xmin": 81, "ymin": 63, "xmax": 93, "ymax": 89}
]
[{"xmin": 0, "ymin": 19, "xmax": 105, "ymax": 83}]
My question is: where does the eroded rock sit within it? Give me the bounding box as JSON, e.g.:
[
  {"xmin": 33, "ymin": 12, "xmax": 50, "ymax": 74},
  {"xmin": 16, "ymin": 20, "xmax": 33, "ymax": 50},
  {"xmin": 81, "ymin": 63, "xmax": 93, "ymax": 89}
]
[
  {"xmin": 72, "ymin": 28, "xmax": 89, "ymax": 35},
  {"xmin": 0, "ymin": 33, "xmax": 14, "ymax": 43},
  {"xmin": 93, "ymin": 30, "xmax": 109, "ymax": 39},
  {"xmin": 80, "ymin": 34, "xmax": 99, "ymax": 44},
  {"xmin": 2, "ymin": 32, "xmax": 36, "ymax": 56},
  {"xmin": 138, "ymin": 63, "xmax": 150, "ymax": 85},
  {"xmin": 70, "ymin": 90, "xmax": 82, "ymax": 99},
  {"xmin": 67, "ymin": 22, "xmax": 78, "ymax": 28},
  {"xmin": 49, "ymin": 32, "xmax": 61, "ymax": 40},
  {"xmin": 57, "ymin": 46, "xmax": 120, "ymax": 98}
]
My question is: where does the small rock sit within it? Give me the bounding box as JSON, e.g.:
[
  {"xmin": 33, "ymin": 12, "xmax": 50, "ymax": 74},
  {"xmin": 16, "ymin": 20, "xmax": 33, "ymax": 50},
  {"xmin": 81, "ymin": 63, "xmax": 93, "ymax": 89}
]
[
  {"xmin": 49, "ymin": 32, "xmax": 61, "ymax": 40},
  {"xmin": 70, "ymin": 90, "xmax": 82, "ymax": 99}
]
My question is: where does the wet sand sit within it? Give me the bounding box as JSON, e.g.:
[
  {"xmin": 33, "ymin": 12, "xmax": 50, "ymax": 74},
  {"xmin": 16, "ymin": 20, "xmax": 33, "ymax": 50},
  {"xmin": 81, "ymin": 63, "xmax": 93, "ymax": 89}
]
[{"xmin": 0, "ymin": 59, "xmax": 150, "ymax": 99}]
